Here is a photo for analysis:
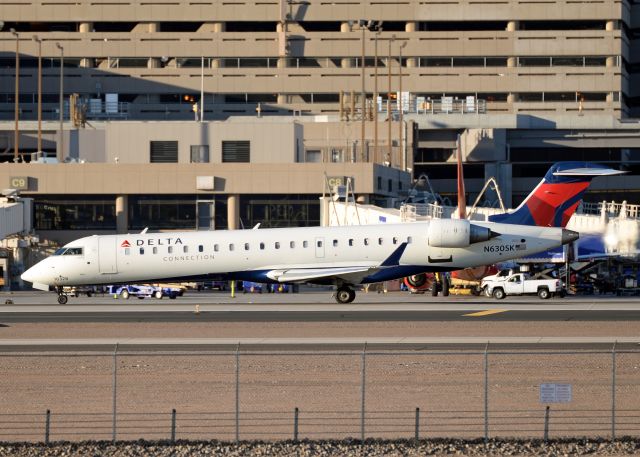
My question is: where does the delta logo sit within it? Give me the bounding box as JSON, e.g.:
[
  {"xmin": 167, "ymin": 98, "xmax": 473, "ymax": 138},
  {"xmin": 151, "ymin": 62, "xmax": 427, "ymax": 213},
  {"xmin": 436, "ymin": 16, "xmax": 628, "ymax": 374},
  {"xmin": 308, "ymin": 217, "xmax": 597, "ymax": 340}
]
[{"xmin": 121, "ymin": 240, "xmax": 131, "ymax": 248}]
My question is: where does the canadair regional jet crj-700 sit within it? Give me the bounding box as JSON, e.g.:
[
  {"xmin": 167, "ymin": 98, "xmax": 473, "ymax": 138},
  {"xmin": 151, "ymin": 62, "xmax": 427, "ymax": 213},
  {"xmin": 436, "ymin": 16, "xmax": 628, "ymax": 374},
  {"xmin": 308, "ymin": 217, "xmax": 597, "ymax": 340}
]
[{"xmin": 22, "ymin": 162, "xmax": 623, "ymax": 304}]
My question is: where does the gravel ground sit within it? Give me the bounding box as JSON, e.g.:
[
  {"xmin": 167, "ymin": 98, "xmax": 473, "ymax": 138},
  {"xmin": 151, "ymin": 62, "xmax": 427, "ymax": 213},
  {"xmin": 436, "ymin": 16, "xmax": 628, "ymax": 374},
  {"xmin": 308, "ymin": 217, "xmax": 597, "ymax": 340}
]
[{"xmin": 1, "ymin": 438, "xmax": 640, "ymax": 456}]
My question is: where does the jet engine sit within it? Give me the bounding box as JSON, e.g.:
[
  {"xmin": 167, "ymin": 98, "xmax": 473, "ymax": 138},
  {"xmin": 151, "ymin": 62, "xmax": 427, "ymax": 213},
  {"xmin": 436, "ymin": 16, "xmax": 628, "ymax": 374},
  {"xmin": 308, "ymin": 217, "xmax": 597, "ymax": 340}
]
[{"xmin": 427, "ymin": 219, "xmax": 498, "ymax": 248}]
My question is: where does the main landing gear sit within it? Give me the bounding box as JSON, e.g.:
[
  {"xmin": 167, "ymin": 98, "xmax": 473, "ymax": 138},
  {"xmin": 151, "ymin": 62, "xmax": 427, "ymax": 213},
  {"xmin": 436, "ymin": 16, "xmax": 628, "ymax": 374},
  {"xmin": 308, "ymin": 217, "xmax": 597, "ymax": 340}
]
[
  {"xmin": 335, "ymin": 286, "xmax": 356, "ymax": 304},
  {"xmin": 56, "ymin": 287, "xmax": 68, "ymax": 305}
]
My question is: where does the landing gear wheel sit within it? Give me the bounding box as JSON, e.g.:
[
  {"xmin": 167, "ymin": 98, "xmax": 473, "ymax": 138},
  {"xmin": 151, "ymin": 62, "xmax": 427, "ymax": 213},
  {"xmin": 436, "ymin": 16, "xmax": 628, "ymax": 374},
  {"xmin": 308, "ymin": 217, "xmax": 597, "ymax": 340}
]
[
  {"xmin": 442, "ymin": 276, "xmax": 450, "ymax": 297},
  {"xmin": 154, "ymin": 290, "xmax": 163, "ymax": 299},
  {"xmin": 335, "ymin": 287, "xmax": 356, "ymax": 304},
  {"xmin": 120, "ymin": 289, "xmax": 130, "ymax": 300},
  {"xmin": 431, "ymin": 283, "xmax": 439, "ymax": 297},
  {"xmin": 57, "ymin": 294, "xmax": 68, "ymax": 305}
]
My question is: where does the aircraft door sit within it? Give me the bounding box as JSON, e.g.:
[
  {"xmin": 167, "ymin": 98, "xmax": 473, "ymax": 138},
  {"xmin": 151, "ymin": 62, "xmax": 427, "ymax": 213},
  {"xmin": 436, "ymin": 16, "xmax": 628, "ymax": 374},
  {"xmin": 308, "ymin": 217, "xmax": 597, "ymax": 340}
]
[
  {"xmin": 315, "ymin": 237, "xmax": 325, "ymax": 258},
  {"xmin": 98, "ymin": 236, "xmax": 118, "ymax": 274}
]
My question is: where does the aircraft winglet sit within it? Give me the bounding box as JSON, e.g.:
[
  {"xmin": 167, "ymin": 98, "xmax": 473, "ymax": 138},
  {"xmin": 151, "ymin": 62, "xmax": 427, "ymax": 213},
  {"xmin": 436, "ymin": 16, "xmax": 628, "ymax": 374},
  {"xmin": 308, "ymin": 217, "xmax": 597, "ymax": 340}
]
[{"xmin": 379, "ymin": 242, "xmax": 408, "ymax": 267}]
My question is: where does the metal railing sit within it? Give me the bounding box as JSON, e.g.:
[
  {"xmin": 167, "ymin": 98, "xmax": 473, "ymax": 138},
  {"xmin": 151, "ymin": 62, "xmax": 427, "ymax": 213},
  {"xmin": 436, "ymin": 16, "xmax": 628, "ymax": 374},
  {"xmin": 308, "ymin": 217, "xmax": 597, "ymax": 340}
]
[{"xmin": 0, "ymin": 347, "xmax": 638, "ymax": 443}]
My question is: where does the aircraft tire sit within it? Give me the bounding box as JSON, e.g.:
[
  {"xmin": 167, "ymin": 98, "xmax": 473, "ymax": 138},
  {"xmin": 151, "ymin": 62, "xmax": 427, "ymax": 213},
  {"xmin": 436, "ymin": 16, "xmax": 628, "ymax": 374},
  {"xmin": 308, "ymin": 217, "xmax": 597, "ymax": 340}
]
[
  {"xmin": 431, "ymin": 284, "xmax": 438, "ymax": 297},
  {"xmin": 336, "ymin": 287, "xmax": 356, "ymax": 304},
  {"xmin": 442, "ymin": 276, "xmax": 450, "ymax": 297},
  {"xmin": 406, "ymin": 274, "xmax": 427, "ymax": 288},
  {"xmin": 57, "ymin": 295, "xmax": 68, "ymax": 305}
]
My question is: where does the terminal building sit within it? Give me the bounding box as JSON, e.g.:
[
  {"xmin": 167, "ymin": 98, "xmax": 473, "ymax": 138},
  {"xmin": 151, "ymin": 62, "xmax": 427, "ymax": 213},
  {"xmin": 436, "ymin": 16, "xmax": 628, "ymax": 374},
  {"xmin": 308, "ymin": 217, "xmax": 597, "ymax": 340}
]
[{"xmin": 1, "ymin": 0, "xmax": 640, "ymax": 251}]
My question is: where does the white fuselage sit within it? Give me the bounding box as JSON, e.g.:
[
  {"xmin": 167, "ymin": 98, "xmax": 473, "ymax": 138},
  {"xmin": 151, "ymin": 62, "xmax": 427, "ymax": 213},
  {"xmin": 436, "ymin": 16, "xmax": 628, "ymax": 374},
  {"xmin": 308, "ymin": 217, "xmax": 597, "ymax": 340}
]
[{"xmin": 22, "ymin": 220, "xmax": 570, "ymax": 288}]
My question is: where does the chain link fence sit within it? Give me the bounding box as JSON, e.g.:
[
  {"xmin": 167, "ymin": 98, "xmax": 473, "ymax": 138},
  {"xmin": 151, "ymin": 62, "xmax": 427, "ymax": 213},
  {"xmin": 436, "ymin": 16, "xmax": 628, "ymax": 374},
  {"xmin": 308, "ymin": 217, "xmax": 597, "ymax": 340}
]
[{"xmin": 0, "ymin": 347, "xmax": 638, "ymax": 443}]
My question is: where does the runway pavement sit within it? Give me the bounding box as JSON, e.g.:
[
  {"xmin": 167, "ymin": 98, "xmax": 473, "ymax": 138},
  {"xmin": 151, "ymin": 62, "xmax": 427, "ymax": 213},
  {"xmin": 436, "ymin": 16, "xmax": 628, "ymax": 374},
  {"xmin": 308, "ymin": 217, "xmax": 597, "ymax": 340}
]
[{"xmin": 2, "ymin": 290, "xmax": 640, "ymax": 322}]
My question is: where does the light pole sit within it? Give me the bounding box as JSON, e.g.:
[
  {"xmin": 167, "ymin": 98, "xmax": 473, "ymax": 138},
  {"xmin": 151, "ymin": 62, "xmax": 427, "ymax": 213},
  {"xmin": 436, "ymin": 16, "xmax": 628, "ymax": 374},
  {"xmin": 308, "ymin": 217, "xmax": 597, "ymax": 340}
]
[
  {"xmin": 33, "ymin": 35, "xmax": 42, "ymax": 156},
  {"xmin": 373, "ymin": 23, "xmax": 382, "ymax": 164},
  {"xmin": 386, "ymin": 34, "xmax": 396, "ymax": 166},
  {"xmin": 11, "ymin": 28, "xmax": 19, "ymax": 161},
  {"xmin": 56, "ymin": 43, "xmax": 64, "ymax": 160},
  {"xmin": 398, "ymin": 41, "xmax": 407, "ymax": 171}
]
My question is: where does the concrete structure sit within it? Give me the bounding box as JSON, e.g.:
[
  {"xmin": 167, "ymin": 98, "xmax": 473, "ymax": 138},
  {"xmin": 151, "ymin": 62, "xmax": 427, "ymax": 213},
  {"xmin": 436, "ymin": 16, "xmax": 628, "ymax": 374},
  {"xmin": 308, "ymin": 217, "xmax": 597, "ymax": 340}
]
[{"xmin": 1, "ymin": 0, "xmax": 640, "ymax": 246}]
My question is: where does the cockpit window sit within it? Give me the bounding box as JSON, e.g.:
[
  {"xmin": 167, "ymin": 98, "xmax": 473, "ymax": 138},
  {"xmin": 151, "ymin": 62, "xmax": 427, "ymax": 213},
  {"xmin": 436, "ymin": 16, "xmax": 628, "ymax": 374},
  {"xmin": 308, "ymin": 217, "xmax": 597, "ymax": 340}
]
[
  {"xmin": 62, "ymin": 247, "xmax": 83, "ymax": 256},
  {"xmin": 53, "ymin": 248, "xmax": 67, "ymax": 256}
]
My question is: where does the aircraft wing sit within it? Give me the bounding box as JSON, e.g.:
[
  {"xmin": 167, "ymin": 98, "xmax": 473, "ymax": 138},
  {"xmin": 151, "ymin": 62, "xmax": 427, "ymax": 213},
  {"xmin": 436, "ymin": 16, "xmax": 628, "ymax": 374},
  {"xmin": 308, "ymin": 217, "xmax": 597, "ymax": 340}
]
[
  {"xmin": 266, "ymin": 266, "xmax": 377, "ymax": 283},
  {"xmin": 265, "ymin": 242, "xmax": 409, "ymax": 284}
]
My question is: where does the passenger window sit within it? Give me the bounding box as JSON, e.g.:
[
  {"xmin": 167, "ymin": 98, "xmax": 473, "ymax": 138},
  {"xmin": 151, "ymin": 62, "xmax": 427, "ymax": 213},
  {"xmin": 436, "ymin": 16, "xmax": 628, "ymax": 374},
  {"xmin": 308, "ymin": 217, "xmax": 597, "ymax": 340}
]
[
  {"xmin": 392, "ymin": 237, "xmax": 398, "ymax": 245},
  {"xmin": 153, "ymin": 247, "xmax": 158, "ymax": 254},
  {"xmin": 364, "ymin": 238, "xmax": 369, "ymax": 246},
  {"xmin": 139, "ymin": 248, "xmax": 145, "ymax": 255},
  {"xmin": 349, "ymin": 239, "xmax": 354, "ymax": 246},
  {"xmin": 245, "ymin": 243, "xmax": 250, "ymax": 251},
  {"xmin": 229, "ymin": 244, "xmax": 235, "ymax": 251},
  {"xmin": 168, "ymin": 246, "xmax": 173, "ymax": 254},
  {"xmin": 125, "ymin": 248, "xmax": 130, "ymax": 256},
  {"xmin": 214, "ymin": 244, "xmax": 219, "ymax": 252},
  {"xmin": 317, "ymin": 240, "xmax": 323, "ymax": 247},
  {"xmin": 303, "ymin": 241, "xmax": 308, "ymax": 248},
  {"xmin": 378, "ymin": 238, "xmax": 383, "ymax": 245},
  {"xmin": 198, "ymin": 245, "xmax": 203, "ymax": 253},
  {"xmin": 407, "ymin": 236, "xmax": 413, "ymax": 244},
  {"xmin": 333, "ymin": 239, "xmax": 338, "ymax": 247},
  {"xmin": 260, "ymin": 242, "xmax": 265, "ymax": 250},
  {"xmin": 183, "ymin": 246, "xmax": 189, "ymax": 253},
  {"xmin": 275, "ymin": 242, "xmax": 280, "ymax": 249},
  {"xmin": 290, "ymin": 241, "xmax": 295, "ymax": 248}
]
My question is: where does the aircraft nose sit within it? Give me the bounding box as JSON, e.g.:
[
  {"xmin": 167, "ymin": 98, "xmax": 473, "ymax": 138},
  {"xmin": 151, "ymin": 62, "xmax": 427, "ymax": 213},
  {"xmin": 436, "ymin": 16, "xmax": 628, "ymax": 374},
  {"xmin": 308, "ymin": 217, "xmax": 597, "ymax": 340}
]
[
  {"xmin": 21, "ymin": 265, "xmax": 38, "ymax": 283},
  {"xmin": 561, "ymin": 229, "xmax": 580, "ymax": 245}
]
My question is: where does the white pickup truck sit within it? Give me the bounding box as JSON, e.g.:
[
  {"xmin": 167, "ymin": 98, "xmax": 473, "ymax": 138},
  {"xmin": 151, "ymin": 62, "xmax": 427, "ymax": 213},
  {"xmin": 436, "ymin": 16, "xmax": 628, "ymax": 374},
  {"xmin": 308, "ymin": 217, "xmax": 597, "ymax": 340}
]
[{"xmin": 481, "ymin": 272, "xmax": 564, "ymax": 300}]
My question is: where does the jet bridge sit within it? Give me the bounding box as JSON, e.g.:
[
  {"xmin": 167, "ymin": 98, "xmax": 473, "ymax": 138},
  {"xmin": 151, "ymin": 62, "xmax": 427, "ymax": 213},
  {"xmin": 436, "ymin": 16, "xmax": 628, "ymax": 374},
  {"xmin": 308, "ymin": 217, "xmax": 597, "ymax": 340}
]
[{"xmin": 1, "ymin": 191, "xmax": 34, "ymax": 290}]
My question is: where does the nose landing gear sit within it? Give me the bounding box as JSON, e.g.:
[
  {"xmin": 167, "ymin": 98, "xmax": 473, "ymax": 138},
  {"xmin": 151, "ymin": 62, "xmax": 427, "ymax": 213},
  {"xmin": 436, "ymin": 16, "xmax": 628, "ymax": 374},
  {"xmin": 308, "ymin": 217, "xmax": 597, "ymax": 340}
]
[
  {"xmin": 56, "ymin": 287, "xmax": 68, "ymax": 305},
  {"xmin": 335, "ymin": 286, "xmax": 356, "ymax": 304}
]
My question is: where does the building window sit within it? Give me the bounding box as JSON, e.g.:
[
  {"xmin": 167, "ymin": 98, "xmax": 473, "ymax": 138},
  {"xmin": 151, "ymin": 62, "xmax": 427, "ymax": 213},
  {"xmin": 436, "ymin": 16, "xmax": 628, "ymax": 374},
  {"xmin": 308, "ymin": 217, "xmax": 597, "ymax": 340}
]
[
  {"xmin": 34, "ymin": 196, "xmax": 116, "ymax": 230},
  {"xmin": 150, "ymin": 141, "xmax": 178, "ymax": 163},
  {"xmin": 388, "ymin": 179, "xmax": 392, "ymax": 192},
  {"xmin": 190, "ymin": 145, "xmax": 209, "ymax": 163},
  {"xmin": 306, "ymin": 149, "xmax": 321, "ymax": 162},
  {"xmin": 222, "ymin": 140, "xmax": 250, "ymax": 162},
  {"xmin": 129, "ymin": 195, "xmax": 196, "ymax": 230},
  {"xmin": 377, "ymin": 177, "xmax": 382, "ymax": 190}
]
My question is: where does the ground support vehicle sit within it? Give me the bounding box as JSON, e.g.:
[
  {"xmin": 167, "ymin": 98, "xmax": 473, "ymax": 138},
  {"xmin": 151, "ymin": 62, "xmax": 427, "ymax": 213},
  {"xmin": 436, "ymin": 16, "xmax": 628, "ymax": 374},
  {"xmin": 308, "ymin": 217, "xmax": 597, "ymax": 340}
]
[
  {"xmin": 107, "ymin": 285, "xmax": 156, "ymax": 300},
  {"xmin": 482, "ymin": 273, "xmax": 563, "ymax": 299}
]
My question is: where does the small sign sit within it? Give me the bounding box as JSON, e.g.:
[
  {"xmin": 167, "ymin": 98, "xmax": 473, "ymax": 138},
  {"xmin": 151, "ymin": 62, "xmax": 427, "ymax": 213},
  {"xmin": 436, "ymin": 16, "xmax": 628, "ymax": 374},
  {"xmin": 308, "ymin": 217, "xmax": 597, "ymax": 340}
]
[
  {"xmin": 9, "ymin": 176, "xmax": 29, "ymax": 190},
  {"xmin": 540, "ymin": 383, "xmax": 572, "ymax": 403}
]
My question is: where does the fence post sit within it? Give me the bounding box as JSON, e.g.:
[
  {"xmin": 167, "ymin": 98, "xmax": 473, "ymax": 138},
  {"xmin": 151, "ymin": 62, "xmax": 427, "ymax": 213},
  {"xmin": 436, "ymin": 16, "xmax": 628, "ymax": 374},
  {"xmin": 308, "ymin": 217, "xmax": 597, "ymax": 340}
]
[
  {"xmin": 612, "ymin": 341, "xmax": 617, "ymax": 441},
  {"xmin": 235, "ymin": 343, "xmax": 240, "ymax": 443},
  {"xmin": 171, "ymin": 409, "xmax": 176, "ymax": 442},
  {"xmin": 293, "ymin": 407, "xmax": 299, "ymax": 441},
  {"xmin": 543, "ymin": 406, "xmax": 550, "ymax": 443},
  {"xmin": 44, "ymin": 409, "xmax": 50, "ymax": 444},
  {"xmin": 360, "ymin": 342, "xmax": 367, "ymax": 442},
  {"xmin": 484, "ymin": 342, "xmax": 489, "ymax": 446},
  {"xmin": 414, "ymin": 407, "xmax": 420, "ymax": 441},
  {"xmin": 112, "ymin": 343, "xmax": 119, "ymax": 443}
]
